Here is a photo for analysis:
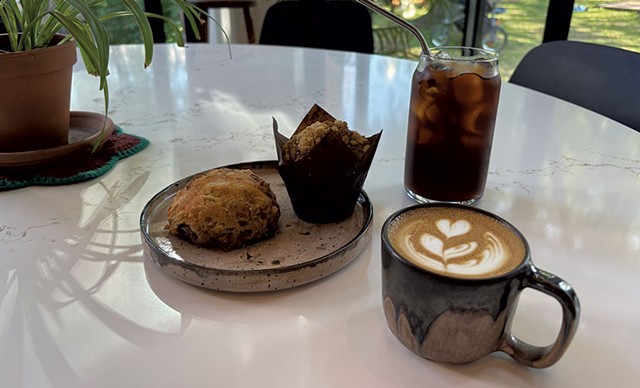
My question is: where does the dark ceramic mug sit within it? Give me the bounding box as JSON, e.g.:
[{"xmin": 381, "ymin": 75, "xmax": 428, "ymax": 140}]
[{"xmin": 381, "ymin": 204, "xmax": 580, "ymax": 368}]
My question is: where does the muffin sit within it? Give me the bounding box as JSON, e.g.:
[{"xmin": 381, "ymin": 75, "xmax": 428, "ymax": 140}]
[
  {"xmin": 282, "ymin": 119, "xmax": 371, "ymax": 162},
  {"xmin": 167, "ymin": 168, "xmax": 280, "ymax": 250},
  {"xmin": 273, "ymin": 104, "xmax": 382, "ymax": 223}
]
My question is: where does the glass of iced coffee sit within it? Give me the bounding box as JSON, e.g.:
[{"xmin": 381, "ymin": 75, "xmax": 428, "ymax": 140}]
[{"xmin": 404, "ymin": 47, "xmax": 501, "ymax": 205}]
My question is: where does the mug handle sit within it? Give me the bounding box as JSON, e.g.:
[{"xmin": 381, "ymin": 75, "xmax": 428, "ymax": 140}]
[{"xmin": 499, "ymin": 265, "xmax": 581, "ymax": 368}]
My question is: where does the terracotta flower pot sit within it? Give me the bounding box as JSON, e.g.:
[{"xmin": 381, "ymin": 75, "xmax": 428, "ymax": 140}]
[{"xmin": 0, "ymin": 34, "xmax": 77, "ymax": 152}]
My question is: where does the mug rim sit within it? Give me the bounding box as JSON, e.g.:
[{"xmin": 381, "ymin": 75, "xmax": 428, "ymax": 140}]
[{"xmin": 381, "ymin": 203, "xmax": 532, "ymax": 282}]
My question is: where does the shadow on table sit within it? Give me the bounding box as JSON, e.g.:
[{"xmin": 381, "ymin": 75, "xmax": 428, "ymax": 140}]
[{"xmin": 0, "ymin": 170, "xmax": 163, "ymax": 387}]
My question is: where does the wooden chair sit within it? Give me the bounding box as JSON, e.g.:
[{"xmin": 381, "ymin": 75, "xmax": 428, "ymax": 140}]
[
  {"xmin": 186, "ymin": 0, "xmax": 257, "ymax": 43},
  {"xmin": 510, "ymin": 40, "xmax": 640, "ymax": 131}
]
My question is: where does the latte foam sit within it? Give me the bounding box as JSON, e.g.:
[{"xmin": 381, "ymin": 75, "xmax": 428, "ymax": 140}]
[{"xmin": 387, "ymin": 207, "xmax": 526, "ymax": 279}]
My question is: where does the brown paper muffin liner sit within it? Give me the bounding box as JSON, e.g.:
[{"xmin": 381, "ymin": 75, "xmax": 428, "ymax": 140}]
[{"xmin": 273, "ymin": 104, "xmax": 382, "ymax": 223}]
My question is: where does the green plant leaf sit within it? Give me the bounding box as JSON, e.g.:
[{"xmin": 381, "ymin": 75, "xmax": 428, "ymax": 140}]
[
  {"xmin": 143, "ymin": 13, "xmax": 187, "ymax": 47},
  {"xmin": 175, "ymin": 0, "xmax": 203, "ymax": 42},
  {"xmin": 121, "ymin": 0, "xmax": 154, "ymax": 68},
  {"xmin": 174, "ymin": 0, "xmax": 231, "ymax": 56},
  {"xmin": 49, "ymin": 10, "xmax": 100, "ymax": 74},
  {"xmin": 37, "ymin": 1, "xmax": 77, "ymax": 47},
  {"xmin": 182, "ymin": 0, "xmax": 228, "ymax": 43},
  {"xmin": 91, "ymin": 82, "xmax": 110, "ymax": 153},
  {"xmin": 0, "ymin": 0, "xmax": 24, "ymax": 50},
  {"xmin": 63, "ymin": 0, "xmax": 110, "ymax": 92}
]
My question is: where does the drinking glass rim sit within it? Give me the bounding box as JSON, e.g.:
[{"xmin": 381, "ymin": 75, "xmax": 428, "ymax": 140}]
[{"xmin": 422, "ymin": 46, "xmax": 499, "ymax": 63}]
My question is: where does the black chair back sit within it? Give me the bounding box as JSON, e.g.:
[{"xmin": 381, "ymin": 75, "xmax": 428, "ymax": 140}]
[
  {"xmin": 510, "ymin": 40, "xmax": 640, "ymax": 132},
  {"xmin": 259, "ymin": 0, "xmax": 374, "ymax": 54}
]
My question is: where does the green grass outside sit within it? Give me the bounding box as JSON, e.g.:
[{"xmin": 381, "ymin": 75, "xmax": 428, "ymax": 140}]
[
  {"xmin": 371, "ymin": 0, "xmax": 640, "ymax": 80},
  {"xmin": 499, "ymin": 0, "xmax": 640, "ymax": 79}
]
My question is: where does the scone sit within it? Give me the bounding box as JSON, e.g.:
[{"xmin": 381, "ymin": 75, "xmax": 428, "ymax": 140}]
[
  {"xmin": 167, "ymin": 168, "xmax": 280, "ymax": 250},
  {"xmin": 273, "ymin": 104, "xmax": 382, "ymax": 223}
]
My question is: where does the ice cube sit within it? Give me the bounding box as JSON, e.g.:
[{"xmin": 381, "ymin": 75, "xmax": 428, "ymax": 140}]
[
  {"xmin": 417, "ymin": 126, "xmax": 434, "ymax": 145},
  {"xmin": 459, "ymin": 104, "xmax": 484, "ymax": 133},
  {"xmin": 417, "ymin": 125, "xmax": 445, "ymax": 145},
  {"xmin": 459, "ymin": 104, "xmax": 496, "ymax": 136},
  {"xmin": 431, "ymin": 53, "xmax": 451, "ymax": 71},
  {"xmin": 413, "ymin": 98, "xmax": 432, "ymax": 124},
  {"xmin": 433, "ymin": 50, "xmax": 452, "ymax": 60},
  {"xmin": 452, "ymin": 73, "xmax": 484, "ymax": 107},
  {"xmin": 468, "ymin": 110, "xmax": 496, "ymax": 136},
  {"xmin": 418, "ymin": 84, "xmax": 438, "ymax": 102},
  {"xmin": 426, "ymin": 104, "xmax": 444, "ymax": 125}
]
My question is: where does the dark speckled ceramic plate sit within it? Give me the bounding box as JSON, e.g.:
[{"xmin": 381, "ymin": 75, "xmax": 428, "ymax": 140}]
[{"xmin": 140, "ymin": 160, "xmax": 372, "ymax": 292}]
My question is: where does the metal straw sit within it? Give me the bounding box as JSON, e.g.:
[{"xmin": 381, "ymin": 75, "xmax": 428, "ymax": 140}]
[{"xmin": 355, "ymin": 0, "xmax": 431, "ymax": 55}]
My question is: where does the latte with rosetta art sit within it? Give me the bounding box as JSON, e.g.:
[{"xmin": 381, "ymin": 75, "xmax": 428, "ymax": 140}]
[{"xmin": 388, "ymin": 207, "xmax": 526, "ymax": 279}]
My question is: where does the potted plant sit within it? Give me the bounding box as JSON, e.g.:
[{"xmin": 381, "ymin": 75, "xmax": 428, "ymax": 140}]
[{"xmin": 0, "ymin": 0, "xmax": 223, "ymax": 152}]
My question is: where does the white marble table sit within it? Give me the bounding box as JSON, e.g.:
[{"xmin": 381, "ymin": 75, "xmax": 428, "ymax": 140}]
[{"xmin": 2, "ymin": 43, "xmax": 639, "ymax": 387}]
